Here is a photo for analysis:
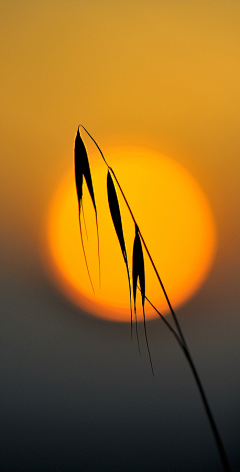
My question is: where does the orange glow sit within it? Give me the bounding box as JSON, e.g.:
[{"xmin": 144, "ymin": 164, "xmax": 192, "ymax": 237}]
[{"xmin": 45, "ymin": 148, "xmax": 216, "ymax": 322}]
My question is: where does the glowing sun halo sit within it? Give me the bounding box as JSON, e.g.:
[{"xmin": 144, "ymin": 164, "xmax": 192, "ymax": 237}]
[{"xmin": 45, "ymin": 148, "xmax": 216, "ymax": 322}]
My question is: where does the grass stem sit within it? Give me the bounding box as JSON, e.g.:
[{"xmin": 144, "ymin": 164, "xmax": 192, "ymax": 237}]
[
  {"xmin": 144, "ymin": 292, "xmax": 231, "ymax": 472},
  {"xmin": 79, "ymin": 125, "xmax": 232, "ymax": 472}
]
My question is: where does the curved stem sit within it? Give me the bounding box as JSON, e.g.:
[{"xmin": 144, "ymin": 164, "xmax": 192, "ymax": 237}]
[
  {"xmin": 142, "ymin": 290, "xmax": 184, "ymax": 348},
  {"xmin": 80, "ymin": 125, "xmax": 232, "ymax": 472},
  {"xmin": 183, "ymin": 347, "xmax": 231, "ymax": 472},
  {"xmin": 109, "ymin": 168, "xmax": 186, "ymax": 346},
  {"xmin": 144, "ymin": 292, "xmax": 231, "ymax": 472}
]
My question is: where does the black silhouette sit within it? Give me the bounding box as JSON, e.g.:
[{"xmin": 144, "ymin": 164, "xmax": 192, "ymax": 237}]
[{"xmin": 74, "ymin": 125, "xmax": 232, "ymax": 472}]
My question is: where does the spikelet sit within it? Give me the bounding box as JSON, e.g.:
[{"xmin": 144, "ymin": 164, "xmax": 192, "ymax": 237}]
[
  {"xmin": 107, "ymin": 170, "xmax": 133, "ymax": 331},
  {"xmin": 74, "ymin": 127, "xmax": 100, "ymax": 291}
]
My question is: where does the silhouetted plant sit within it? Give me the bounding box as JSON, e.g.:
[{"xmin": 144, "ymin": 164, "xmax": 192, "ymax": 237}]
[{"xmin": 74, "ymin": 125, "xmax": 232, "ymax": 472}]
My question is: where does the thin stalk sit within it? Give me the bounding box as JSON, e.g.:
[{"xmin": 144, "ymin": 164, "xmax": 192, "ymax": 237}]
[
  {"xmin": 79, "ymin": 125, "xmax": 232, "ymax": 472},
  {"xmin": 144, "ymin": 293, "xmax": 231, "ymax": 472},
  {"xmin": 183, "ymin": 346, "xmax": 231, "ymax": 472},
  {"xmin": 143, "ymin": 290, "xmax": 184, "ymax": 349},
  {"xmin": 110, "ymin": 169, "xmax": 187, "ymax": 347}
]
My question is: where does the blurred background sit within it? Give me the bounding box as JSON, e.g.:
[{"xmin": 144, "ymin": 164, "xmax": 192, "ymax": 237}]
[{"xmin": 1, "ymin": 1, "xmax": 240, "ymax": 470}]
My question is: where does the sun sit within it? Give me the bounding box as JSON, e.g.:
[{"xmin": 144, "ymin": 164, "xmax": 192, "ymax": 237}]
[{"xmin": 45, "ymin": 147, "xmax": 216, "ymax": 322}]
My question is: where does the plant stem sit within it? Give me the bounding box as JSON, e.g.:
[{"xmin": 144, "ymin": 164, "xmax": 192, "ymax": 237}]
[
  {"xmin": 109, "ymin": 168, "xmax": 187, "ymax": 346},
  {"xmin": 143, "ymin": 292, "xmax": 184, "ymax": 348},
  {"xmin": 80, "ymin": 125, "xmax": 232, "ymax": 472},
  {"xmin": 182, "ymin": 345, "xmax": 231, "ymax": 472},
  {"xmin": 144, "ymin": 293, "xmax": 231, "ymax": 472}
]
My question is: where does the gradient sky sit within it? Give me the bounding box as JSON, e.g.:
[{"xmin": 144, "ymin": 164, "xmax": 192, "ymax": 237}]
[{"xmin": 1, "ymin": 1, "xmax": 240, "ymax": 471}]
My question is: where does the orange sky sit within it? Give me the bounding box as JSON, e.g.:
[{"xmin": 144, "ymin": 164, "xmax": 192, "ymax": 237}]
[{"xmin": 1, "ymin": 0, "xmax": 240, "ymax": 295}]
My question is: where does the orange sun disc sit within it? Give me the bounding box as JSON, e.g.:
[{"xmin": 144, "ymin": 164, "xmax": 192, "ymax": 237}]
[{"xmin": 44, "ymin": 147, "xmax": 216, "ymax": 322}]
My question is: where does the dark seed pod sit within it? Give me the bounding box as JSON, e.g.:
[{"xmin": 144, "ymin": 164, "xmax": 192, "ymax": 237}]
[
  {"xmin": 107, "ymin": 170, "xmax": 133, "ymax": 330},
  {"xmin": 74, "ymin": 127, "xmax": 100, "ymax": 291}
]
